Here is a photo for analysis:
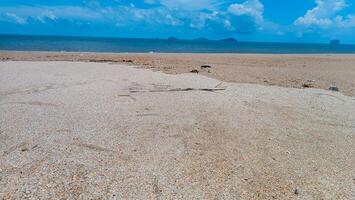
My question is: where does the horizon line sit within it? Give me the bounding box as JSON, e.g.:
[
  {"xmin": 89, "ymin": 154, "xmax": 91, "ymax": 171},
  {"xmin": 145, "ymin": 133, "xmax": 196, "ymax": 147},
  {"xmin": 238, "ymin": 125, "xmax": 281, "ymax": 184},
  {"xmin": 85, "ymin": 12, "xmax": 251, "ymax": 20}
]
[{"xmin": 0, "ymin": 33, "xmax": 353, "ymax": 46}]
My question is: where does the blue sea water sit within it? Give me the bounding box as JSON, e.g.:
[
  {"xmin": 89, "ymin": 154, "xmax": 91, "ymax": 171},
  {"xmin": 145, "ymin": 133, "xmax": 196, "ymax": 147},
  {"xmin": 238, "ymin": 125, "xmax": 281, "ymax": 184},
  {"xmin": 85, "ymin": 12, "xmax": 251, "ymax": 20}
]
[{"xmin": 1, "ymin": 34, "xmax": 355, "ymax": 54}]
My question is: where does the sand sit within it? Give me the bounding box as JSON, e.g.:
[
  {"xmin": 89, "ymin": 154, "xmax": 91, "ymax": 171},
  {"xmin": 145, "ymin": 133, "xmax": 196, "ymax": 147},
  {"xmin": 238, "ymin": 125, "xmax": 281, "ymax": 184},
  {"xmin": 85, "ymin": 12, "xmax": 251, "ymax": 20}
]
[
  {"xmin": 1, "ymin": 51, "xmax": 355, "ymax": 96},
  {"xmin": 0, "ymin": 61, "xmax": 354, "ymax": 199}
]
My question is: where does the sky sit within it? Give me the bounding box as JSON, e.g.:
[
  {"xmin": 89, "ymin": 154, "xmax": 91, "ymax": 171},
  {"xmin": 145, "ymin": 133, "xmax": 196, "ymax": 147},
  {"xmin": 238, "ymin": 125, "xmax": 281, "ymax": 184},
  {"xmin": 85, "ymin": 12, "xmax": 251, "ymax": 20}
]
[{"xmin": 0, "ymin": 0, "xmax": 355, "ymax": 43}]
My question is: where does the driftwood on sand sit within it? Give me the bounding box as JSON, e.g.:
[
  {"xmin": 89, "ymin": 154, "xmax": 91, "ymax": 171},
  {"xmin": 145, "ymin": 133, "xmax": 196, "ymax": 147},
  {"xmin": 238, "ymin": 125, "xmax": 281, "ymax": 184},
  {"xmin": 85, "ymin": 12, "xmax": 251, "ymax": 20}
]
[{"xmin": 129, "ymin": 87, "xmax": 226, "ymax": 93}]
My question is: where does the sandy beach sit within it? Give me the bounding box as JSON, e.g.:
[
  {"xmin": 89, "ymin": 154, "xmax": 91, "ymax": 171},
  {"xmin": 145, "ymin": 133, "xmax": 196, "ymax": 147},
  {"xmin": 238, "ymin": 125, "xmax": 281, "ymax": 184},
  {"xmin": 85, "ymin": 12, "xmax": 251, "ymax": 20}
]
[
  {"xmin": 0, "ymin": 54, "xmax": 355, "ymax": 199},
  {"xmin": 2, "ymin": 51, "xmax": 355, "ymax": 96}
]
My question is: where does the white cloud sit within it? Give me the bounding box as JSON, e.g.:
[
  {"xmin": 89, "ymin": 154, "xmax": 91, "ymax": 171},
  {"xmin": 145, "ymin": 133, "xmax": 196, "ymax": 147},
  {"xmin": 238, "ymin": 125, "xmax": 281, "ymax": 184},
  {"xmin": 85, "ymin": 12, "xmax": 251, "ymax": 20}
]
[
  {"xmin": 228, "ymin": 0, "xmax": 264, "ymax": 23},
  {"xmin": 4, "ymin": 13, "xmax": 27, "ymax": 24},
  {"xmin": 186, "ymin": 0, "xmax": 265, "ymax": 32},
  {"xmin": 294, "ymin": 0, "xmax": 348, "ymax": 27},
  {"xmin": 293, "ymin": 0, "xmax": 355, "ymax": 41},
  {"xmin": 153, "ymin": 0, "xmax": 222, "ymax": 11},
  {"xmin": 0, "ymin": 6, "xmax": 106, "ymax": 24},
  {"xmin": 114, "ymin": 6, "xmax": 185, "ymax": 27},
  {"xmin": 188, "ymin": 11, "xmax": 212, "ymax": 27},
  {"xmin": 334, "ymin": 15, "xmax": 355, "ymax": 27},
  {"xmin": 0, "ymin": 0, "xmax": 266, "ymax": 36}
]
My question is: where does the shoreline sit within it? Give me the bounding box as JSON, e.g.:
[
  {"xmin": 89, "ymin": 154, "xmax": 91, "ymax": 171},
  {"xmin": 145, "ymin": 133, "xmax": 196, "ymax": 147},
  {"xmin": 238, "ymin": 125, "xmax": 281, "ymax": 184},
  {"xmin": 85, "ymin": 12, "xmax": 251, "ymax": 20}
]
[
  {"xmin": 1, "ymin": 51, "xmax": 355, "ymax": 96},
  {"xmin": 4, "ymin": 49, "xmax": 355, "ymax": 55}
]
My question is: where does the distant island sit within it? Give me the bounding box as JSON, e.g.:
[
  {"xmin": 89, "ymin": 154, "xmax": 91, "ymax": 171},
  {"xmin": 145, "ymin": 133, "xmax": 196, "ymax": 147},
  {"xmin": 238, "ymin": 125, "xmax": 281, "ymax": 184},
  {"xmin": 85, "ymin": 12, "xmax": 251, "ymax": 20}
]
[{"xmin": 220, "ymin": 38, "xmax": 238, "ymax": 42}]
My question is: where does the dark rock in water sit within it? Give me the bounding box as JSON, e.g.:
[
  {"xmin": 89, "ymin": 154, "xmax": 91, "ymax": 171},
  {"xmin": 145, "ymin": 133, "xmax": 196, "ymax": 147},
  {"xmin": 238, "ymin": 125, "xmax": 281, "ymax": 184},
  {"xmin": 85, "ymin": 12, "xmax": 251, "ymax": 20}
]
[
  {"xmin": 220, "ymin": 38, "xmax": 238, "ymax": 42},
  {"xmin": 329, "ymin": 86, "xmax": 339, "ymax": 91},
  {"xmin": 201, "ymin": 65, "xmax": 212, "ymax": 68},
  {"xmin": 190, "ymin": 69, "xmax": 199, "ymax": 73},
  {"xmin": 330, "ymin": 40, "xmax": 340, "ymax": 45}
]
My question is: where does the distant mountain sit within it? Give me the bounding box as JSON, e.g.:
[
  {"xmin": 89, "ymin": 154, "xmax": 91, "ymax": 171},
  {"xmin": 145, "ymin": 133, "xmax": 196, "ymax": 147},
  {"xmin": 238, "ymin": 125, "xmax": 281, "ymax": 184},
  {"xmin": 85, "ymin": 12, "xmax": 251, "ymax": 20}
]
[
  {"xmin": 330, "ymin": 40, "xmax": 340, "ymax": 45},
  {"xmin": 220, "ymin": 38, "xmax": 238, "ymax": 42}
]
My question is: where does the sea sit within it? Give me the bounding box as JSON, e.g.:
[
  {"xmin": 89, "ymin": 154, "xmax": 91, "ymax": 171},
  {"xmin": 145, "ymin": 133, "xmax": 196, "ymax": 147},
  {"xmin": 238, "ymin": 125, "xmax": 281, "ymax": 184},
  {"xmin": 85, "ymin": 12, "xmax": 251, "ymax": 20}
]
[{"xmin": 1, "ymin": 34, "xmax": 355, "ymax": 54}]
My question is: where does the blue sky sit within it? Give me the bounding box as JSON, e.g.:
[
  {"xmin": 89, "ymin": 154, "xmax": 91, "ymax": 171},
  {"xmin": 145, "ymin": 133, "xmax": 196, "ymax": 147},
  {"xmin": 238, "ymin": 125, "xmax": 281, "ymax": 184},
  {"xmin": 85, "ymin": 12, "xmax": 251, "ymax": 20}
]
[{"xmin": 0, "ymin": 0, "xmax": 355, "ymax": 43}]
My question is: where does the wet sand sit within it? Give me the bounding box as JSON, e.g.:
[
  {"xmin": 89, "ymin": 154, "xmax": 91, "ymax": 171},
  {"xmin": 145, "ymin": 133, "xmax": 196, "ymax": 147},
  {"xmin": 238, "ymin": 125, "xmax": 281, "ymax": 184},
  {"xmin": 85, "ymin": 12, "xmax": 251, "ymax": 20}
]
[
  {"xmin": 0, "ymin": 61, "xmax": 354, "ymax": 199},
  {"xmin": 1, "ymin": 51, "xmax": 355, "ymax": 96}
]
